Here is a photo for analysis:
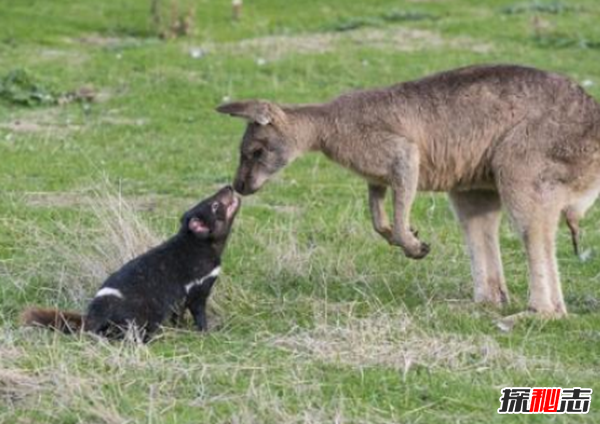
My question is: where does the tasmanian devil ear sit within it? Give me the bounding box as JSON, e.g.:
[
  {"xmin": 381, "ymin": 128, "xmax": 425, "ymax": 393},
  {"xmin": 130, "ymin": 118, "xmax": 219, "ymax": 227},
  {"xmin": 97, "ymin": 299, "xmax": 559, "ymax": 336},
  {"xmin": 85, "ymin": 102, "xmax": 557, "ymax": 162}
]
[
  {"xmin": 187, "ymin": 217, "xmax": 210, "ymax": 236},
  {"xmin": 216, "ymin": 100, "xmax": 283, "ymax": 126}
]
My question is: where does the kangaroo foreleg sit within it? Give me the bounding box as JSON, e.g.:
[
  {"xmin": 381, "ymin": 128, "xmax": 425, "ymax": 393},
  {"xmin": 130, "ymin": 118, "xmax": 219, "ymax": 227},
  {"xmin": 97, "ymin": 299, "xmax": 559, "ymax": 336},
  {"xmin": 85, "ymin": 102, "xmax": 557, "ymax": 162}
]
[
  {"xmin": 368, "ymin": 184, "xmax": 393, "ymax": 242},
  {"xmin": 389, "ymin": 142, "xmax": 429, "ymax": 259}
]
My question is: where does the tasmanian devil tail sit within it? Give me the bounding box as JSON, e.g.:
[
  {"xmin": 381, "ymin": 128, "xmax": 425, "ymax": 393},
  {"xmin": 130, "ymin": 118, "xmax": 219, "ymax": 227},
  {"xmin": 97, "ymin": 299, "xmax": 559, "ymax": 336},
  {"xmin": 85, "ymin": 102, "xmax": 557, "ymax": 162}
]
[{"xmin": 21, "ymin": 307, "xmax": 85, "ymax": 334}]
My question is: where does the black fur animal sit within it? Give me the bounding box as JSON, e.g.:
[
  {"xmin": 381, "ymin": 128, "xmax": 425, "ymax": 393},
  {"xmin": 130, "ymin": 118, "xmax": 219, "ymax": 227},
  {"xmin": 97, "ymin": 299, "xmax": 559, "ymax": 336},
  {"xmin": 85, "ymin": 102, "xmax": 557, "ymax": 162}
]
[{"xmin": 22, "ymin": 186, "xmax": 241, "ymax": 340}]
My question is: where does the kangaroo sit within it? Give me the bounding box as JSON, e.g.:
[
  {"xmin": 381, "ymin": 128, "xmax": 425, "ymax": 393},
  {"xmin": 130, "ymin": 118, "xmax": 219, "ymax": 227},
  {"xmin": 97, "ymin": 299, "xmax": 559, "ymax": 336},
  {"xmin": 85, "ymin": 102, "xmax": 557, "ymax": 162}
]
[
  {"xmin": 216, "ymin": 64, "xmax": 600, "ymax": 322},
  {"xmin": 22, "ymin": 186, "xmax": 241, "ymax": 340}
]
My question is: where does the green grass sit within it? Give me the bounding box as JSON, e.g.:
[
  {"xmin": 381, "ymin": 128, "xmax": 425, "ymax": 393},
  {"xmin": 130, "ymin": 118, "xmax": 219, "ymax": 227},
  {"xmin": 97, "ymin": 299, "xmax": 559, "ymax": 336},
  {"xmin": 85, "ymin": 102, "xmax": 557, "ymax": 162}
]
[{"xmin": 1, "ymin": 0, "xmax": 600, "ymax": 422}]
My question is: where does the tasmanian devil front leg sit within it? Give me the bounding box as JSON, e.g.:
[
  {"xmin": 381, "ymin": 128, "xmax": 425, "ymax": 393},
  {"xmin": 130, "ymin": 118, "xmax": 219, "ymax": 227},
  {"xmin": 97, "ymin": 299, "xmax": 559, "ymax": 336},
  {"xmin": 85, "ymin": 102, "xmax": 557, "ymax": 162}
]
[
  {"xmin": 187, "ymin": 275, "xmax": 218, "ymax": 331},
  {"xmin": 188, "ymin": 296, "xmax": 209, "ymax": 331},
  {"xmin": 389, "ymin": 142, "xmax": 429, "ymax": 259}
]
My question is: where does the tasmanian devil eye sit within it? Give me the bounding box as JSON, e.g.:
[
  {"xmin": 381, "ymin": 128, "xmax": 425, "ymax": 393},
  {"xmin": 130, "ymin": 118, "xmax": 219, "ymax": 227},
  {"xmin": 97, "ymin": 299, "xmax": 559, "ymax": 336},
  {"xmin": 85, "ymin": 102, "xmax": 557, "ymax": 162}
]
[
  {"xmin": 211, "ymin": 202, "xmax": 219, "ymax": 213},
  {"xmin": 252, "ymin": 149, "xmax": 263, "ymax": 160}
]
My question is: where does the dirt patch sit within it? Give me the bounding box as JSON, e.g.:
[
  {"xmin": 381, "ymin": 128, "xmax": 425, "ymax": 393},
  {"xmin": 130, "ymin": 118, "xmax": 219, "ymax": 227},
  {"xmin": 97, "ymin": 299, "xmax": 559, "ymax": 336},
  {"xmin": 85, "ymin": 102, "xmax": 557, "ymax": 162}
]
[
  {"xmin": 37, "ymin": 48, "xmax": 89, "ymax": 67},
  {"xmin": 77, "ymin": 35, "xmax": 126, "ymax": 48},
  {"xmin": 211, "ymin": 28, "xmax": 492, "ymax": 61},
  {"xmin": 0, "ymin": 109, "xmax": 81, "ymax": 136},
  {"xmin": 98, "ymin": 116, "xmax": 147, "ymax": 127},
  {"xmin": 350, "ymin": 27, "xmax": 446, "ymax": 50},
  {"xmin": 0, "ymin": 100, "xmax": 132, "ymax": 137},
  {"xmin": 214, "ymin": 33, "xmax": 336, "ymax": 61},
  {"xmin": 350, "ymin": 28, "xmax": 493, "ymax": 53},
  {"xmin": 0, "ymin": 121, "xmax": 79, "ymax": 135},
  {"xmin": 71, "ymin": 34, "xmax": 160, "ymax": 51},
  {"xmin": 0, "ymin": 121, "xmax": 45, "ymax": 133}
]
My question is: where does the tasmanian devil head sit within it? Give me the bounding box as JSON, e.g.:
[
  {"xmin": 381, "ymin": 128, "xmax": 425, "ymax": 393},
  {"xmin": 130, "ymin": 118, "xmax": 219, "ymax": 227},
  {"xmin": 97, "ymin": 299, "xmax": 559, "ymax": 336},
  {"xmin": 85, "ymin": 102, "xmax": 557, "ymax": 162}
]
[
  {"xmin": 216, "ymin": 100, "xmax": 298, "ymax": 195},
  {"xmin": 181, "ymin": 186, "xmax": 241, "ymax": 241}
]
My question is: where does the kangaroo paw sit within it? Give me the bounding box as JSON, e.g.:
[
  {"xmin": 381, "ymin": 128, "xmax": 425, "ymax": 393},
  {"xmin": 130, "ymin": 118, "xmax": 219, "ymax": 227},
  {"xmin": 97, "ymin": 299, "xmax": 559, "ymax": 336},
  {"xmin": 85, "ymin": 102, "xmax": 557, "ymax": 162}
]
[
  {"xmin": 403, "ymin": 241, "xmax": 430, "ymax": 260},
  {"xmin": 496, "ymin": 308, "xmax": 568, "ymax": 332},
  {"xmin": 389, "ymin": 232, "xmax": 430, "ymax": 260},
  {"xmin": 375, "ymin": 227, "xmax": 394, "ymax": 243}
]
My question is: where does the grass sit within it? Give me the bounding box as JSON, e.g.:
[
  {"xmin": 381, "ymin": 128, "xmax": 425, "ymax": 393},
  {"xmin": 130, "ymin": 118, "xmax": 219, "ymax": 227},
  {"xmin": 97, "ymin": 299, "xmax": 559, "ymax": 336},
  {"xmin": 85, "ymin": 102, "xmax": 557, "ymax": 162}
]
[{"xmin": 1, "ymin": 0, "xmax": 600, "ymax": 422}]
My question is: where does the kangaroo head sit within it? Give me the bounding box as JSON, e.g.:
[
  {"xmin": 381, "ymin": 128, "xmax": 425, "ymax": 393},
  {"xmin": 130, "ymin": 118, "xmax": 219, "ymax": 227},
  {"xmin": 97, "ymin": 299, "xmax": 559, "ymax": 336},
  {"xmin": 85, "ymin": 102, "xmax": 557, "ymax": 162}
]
[{"xmin": 216, "ymin": 100, "xmax": 301, "ymax": 195}]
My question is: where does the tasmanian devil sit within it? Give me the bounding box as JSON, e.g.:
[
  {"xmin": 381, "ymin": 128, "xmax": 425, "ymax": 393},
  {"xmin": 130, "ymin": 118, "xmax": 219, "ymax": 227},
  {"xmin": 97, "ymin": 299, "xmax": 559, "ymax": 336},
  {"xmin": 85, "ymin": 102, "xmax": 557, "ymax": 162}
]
[{"xmin": 22, "ymin": 186, "xmax": 241, "ymax": 340}]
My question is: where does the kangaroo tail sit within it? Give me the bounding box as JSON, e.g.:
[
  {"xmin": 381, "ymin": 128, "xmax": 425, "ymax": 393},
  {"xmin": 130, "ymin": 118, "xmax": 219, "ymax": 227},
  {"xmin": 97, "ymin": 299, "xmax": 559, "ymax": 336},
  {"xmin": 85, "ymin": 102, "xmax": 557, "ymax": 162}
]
[{"xmin": 21, "ymin": 307, "xmax": 85, "ymax": 334}]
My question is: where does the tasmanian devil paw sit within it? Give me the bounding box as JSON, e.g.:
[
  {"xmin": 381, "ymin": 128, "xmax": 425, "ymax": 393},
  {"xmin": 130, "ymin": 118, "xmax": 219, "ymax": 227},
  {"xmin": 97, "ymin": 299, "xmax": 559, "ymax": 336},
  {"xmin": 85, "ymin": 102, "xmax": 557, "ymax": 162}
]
[{"xmin": 403, "ymin": 241, "xmax": 430, "ymax": 260}]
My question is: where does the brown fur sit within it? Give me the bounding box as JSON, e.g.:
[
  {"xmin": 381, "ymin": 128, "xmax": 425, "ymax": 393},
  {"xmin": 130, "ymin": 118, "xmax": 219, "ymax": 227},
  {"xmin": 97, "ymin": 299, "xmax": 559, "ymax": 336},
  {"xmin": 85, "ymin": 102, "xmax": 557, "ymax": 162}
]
[
  {"xmin": 217, "ymin": 64, "xmax": 600, "ymax": 318},
  {"xmin": 21, "ymin": 307, "xmax": 85, "ymax": 334}
]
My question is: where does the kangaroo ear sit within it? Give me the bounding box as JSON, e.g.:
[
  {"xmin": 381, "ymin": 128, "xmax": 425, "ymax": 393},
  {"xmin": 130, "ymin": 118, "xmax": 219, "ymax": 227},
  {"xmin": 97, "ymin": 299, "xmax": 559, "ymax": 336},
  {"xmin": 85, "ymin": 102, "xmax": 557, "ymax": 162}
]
[{"xmin": 216, "ymin": 100, "xmax": 283, "ymax": 126}]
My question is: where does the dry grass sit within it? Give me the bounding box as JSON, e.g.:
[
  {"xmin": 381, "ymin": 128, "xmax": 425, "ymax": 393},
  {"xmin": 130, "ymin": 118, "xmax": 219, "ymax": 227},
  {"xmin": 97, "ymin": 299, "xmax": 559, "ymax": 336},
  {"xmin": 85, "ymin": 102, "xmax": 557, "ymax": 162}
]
[
  {"xmin": 207, "ymin": 27, "xmax": 492, "ymax": 61},
  {"xmin": 9, "ymin": 182, "xmax": 160, "ymax": 305},
  {"xmin": 0, "ymin": 298, "xmax": 559, "ymax": 423},
  {"xmin": 0, "ymin": 333, "xmax": 44, "ymax": 410},
  {"xmin": 23, "ymin": 191, "xmax": 160, "ymax": 211},
  {"xmin": 0, "ymin": 186, "xmax": 565, "ymax": 422},
  {"xmin": 272, "ymin": 309, "xmax": 548, "ymax": 374},
  {"xmin": 260, "ymin": 222, "xmax": 321, "ymax": 279},
  {"xmin": 0, "ymin": 324, "xmax": 404, "ymax": 424},
  {"xmin": 0, "ymin": 368, "xmax": 45, "ymax": 407}
]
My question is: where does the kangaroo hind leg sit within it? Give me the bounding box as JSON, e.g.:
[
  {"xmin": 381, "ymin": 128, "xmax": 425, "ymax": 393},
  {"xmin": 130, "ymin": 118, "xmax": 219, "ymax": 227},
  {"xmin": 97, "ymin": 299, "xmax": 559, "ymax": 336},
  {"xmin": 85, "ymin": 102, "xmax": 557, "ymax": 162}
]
[
  {"xmin": 500, "ymin": 185, "xmax": 567, "ymax": 317},
  {"xmin": 449, "ymin": 190, "xmax": 508, "ymax": 306}
]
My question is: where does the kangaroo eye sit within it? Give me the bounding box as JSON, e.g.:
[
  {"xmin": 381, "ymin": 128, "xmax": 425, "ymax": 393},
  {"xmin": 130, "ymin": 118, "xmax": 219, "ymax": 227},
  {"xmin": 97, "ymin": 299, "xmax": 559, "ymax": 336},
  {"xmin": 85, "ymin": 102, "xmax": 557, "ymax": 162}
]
[
  {"xmin": 211, "ymin": 202, "xmax": 219, "ymax": 212},
  {"xmin": 252, "ymin": 149, "xmax": 263, "ymax": 160}
]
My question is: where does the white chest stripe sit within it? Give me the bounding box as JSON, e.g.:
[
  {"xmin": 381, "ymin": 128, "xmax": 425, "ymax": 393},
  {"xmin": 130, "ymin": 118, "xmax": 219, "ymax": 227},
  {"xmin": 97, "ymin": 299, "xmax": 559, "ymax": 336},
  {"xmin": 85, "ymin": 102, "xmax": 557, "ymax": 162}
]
[
  {"xmin": 185, "ymin": 266, "xmax": 221, "ymax": 293},
  {"xmin": 95, "ymin": 287, "xmax": 124, "ymax": 299}
]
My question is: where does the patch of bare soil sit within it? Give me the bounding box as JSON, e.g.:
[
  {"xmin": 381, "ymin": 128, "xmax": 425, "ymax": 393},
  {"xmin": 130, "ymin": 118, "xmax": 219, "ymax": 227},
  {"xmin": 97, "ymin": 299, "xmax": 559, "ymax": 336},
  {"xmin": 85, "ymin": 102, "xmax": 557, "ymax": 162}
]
[
  {"xmin": 350, "ymin": 27, "xmax": 493, "ymax": 53},
  {"xmin": 98, "ymin": 116, "xmax": 147, "ymax": 127},
  {"xmin": 0, "ymin": 102, "xmax": 138, "ymax": 137},
  {"xmin": 76, "ymin": 35, "xmax": 126, "ymax": 48},
  {"xmin": 0, "ymin": 109, "xmax": 81, "ymax": 136},
  {"xmin": 211, "ymin": 27, "xmax": 492, "ymax": 61},
  {"xmin": 71, "ymin": 34, "xmax": 159, "ymax": 51},
  {"xmin": 0, "ymin": 121, "xmax": 45, "ymax": 133},
  {"xmin": 213, "ymin": 33, "xmax": 336, "ymax": 61},
  {"xmin": 35, "ymin": 48, "xmax": 89, "ymax": 68}
]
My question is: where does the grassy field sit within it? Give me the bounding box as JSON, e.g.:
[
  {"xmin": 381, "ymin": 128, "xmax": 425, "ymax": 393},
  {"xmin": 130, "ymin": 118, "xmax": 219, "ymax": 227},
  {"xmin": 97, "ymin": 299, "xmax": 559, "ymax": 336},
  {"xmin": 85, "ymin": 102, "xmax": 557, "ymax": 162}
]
[{"xmin": 1, "ymin": 0, "xmax": 600, "ymax": 422}]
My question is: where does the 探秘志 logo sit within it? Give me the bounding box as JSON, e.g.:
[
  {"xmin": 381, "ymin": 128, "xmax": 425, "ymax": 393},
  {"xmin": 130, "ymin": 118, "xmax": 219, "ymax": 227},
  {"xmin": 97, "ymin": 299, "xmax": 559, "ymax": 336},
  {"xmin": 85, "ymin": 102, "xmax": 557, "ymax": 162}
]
[{"xmin": 498, "ymin": 387, "xmax": 592, "ymax": 414}]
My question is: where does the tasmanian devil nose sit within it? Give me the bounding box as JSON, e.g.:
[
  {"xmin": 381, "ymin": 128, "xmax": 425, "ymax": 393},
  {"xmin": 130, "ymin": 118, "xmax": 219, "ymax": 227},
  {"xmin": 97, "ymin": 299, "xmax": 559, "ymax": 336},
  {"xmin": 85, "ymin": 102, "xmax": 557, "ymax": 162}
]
[{"xmin": 219, "ymin": 185, "xmax": 234, "ymax": 197}]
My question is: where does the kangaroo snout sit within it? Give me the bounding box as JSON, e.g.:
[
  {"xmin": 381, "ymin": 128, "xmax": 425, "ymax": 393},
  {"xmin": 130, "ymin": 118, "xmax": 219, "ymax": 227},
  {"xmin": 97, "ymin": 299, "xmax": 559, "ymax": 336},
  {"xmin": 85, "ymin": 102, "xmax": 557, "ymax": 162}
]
[
  {"xmin": 233, "ymin": 178, "xmax": 252, "ymax": 195},
  {"xmin": 234, "ymin": 171, "xmax": 266, "ymax": 195}
]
